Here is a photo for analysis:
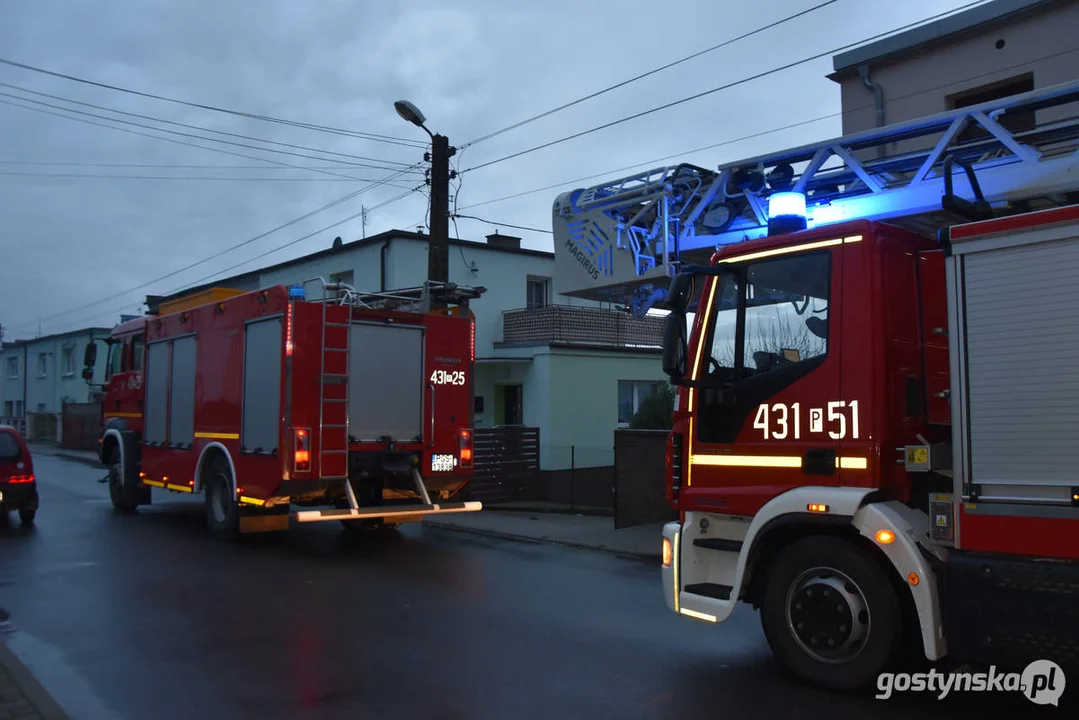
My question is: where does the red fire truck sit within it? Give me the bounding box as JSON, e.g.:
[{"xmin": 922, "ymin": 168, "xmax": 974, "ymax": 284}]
[
  {"xmin": 83, "ymin": 278, "xmax": 484, "ymax": 539},
  {"xmin": 552, "ymin": 81, "xmax": 1079, "ymax": 689}
]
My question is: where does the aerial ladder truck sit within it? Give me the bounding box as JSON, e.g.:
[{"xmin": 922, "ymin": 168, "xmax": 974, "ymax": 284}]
[{"xmin": 552, "ymin": 79, "xmax": 1079, "ymax": 690}]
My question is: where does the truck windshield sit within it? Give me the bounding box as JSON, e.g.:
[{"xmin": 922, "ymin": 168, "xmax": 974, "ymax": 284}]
[{"xmin": 703, "ymin": 251, "xmax": 830, "ymax": 383}]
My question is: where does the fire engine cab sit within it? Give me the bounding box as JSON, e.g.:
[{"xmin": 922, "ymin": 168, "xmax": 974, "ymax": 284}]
[
  {"xmin": 83, "ymin": 278, "xmax": 484, "ymax": 540},
  {"xmin": 552, "ymin": 80, "xmax": 1079, "ymax": 688}
]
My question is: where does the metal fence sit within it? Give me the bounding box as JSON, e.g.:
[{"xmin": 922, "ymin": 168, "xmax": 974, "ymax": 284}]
[{"xmin": 501, "ymin": 305, "xmax": 664, "ymax": 348}]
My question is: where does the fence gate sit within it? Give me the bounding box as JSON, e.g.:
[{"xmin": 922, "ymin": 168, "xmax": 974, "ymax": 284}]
[
  {"xmin": 467, "ymin": 426, "xmax": 541, "ymax": 504},
  {"xmin": 61, "ymin": 402, "xmax": 103, "ymax": 452}
]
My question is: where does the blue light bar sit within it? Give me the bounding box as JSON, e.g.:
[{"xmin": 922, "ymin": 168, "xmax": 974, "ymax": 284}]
[{"xmin": 288, "ymin": 285, "xmax": 306, "ymax": 300}]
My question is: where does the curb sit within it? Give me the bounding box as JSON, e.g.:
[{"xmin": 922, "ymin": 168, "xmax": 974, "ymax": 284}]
[
  {"xmin": 53, "ymin": 454, "xmax": 104, "ymax": 470},
  {"xmin": 422, "ymin": 520, "xmax": 661, "ymax": 563},
  {"xmin": 0, "ymin": 633, "xmax": 71, "ymax": 720}
]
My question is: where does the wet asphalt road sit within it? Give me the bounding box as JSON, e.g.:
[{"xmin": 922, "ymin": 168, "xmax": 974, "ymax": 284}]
[{"xmin": 0, "ymin": 455, "xmax": 1053, "ymax": 719}]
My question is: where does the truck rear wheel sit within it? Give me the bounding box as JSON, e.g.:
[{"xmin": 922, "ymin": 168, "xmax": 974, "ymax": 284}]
[
  {"xmin": 204, "ymin": 459, "xmax": 238, "ymax": 540},
  {"xmin": 759, "ymin": 535, "xmax": 901, "ymax": 690}
]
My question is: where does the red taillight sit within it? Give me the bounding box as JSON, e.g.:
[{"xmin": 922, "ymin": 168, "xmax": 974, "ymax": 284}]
[
  {"xmin": 6, "ymin": 474, "xmax": 34, "ymax": 484},
  {"xmin": 293, "ymin": 427, "xmax": 311, "ymax": 472},
  {"xmin": 458, "ymin": 429, "xmax": 473, "ymax": 468}
]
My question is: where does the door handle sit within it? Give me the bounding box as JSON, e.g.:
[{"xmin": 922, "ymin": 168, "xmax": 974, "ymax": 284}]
[{"xmin": 802, "ymin": 448, "xmax": 837, "ymax": 476}]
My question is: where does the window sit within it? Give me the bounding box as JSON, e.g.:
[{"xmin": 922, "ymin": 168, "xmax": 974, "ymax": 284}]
[
  {"xmin": 105, "ymin": 341, "xmax": 123, "ymax": 380},
  {"xmin": 526, "ymin": 277, "xmax": 549, "ymax": 309},
  {"xmin": 618, "ymin": 380, "xmax": 668, "ymax": 425},
  {"xmin": 3, "ymin": 401, "xmax": 12, "ymax": 417},
  {"xmin": 697, "ymin": 251, "xmax": 832, "ymax": 444},
  {"xmin": 62, "ymin": 347, "xmax": 75, "ymax": 376},
  {"xmin": 37, "ymin": 353, "xmax": 47, "ymax": 377},
  {"xmin": 5, "ymin": 357, "xmax": 17, "ymax": 379},
  {"xmin": 131, "ymin": 334, "xmax": 145, "ymax": 372},
  {"xmin": 0, "ymin": 431, "xmax": 21, "ymax": 462},
  {"xmin": 946, "ymin": 73, "xmax": 1034, "ymax": 145}
]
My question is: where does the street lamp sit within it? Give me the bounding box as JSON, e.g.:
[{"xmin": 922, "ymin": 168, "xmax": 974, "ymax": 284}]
[{"xmin": 394, "ymin": 100, "xmax": 454, "ymax": 305}]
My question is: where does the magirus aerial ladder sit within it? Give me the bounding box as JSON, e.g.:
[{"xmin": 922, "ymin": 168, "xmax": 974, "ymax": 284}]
[{"xmin": 552, "ymin": 79, "xmax": 1079, "ymax": 317}]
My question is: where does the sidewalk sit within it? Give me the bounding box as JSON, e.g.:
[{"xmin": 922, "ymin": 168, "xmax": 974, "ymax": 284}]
[
  {"xmin": 0, "ymin": 612, "xmax": 70, "ymax": 720},
  {"xmin": 423, "ymin": 510, "xmax": 663, "ymax": 561},
  {"xmin": 27, "ymin": 443, "xmax": 101, "ymax": 470}
]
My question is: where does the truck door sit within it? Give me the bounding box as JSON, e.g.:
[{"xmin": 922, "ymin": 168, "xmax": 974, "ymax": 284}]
[{"xmin": 689, "ymin": 247, "xmax": 843, "ymax": 516}]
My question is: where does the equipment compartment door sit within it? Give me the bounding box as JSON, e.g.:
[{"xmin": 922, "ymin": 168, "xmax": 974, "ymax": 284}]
[
  {"xmin": 689, "ymin": 247, "xmax": 844, "ymax": 516},
  {"xmin": 348, "ymin": 322, "xmax": 425, "ymax": 442}
]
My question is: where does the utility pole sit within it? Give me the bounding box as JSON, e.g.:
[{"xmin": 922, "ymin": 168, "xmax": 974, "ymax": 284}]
[
  {"xmin": 393, "ymin": 100, "xmax": 456, "ymax": 311},
  {"xmin": 427, "ymin": 133, "xmax": 456, "ymax": 304}
]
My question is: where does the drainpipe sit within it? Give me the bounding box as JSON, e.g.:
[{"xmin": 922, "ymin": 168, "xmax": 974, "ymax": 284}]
[
  {"xmin": 858, "ymin": 63, "xmax": 886, "ymax": 159},
  {"xmin": 380, "ymin": 238, "xmax": 392, "ymax": 292}
]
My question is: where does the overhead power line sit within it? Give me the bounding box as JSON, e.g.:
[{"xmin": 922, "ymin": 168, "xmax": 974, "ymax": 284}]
[
  {"xmin": 0, "ymin": 91, "xmax": 416, "ymax": 176},
  {"xmin": 30, "ymin": 164, "xmax": 421, "ymax": 326},
  {"xmin": 0, "ymin": 56, "xmax": 428, "ymax": 149},
  {"xmin": 0, "ymin": 161, "xmax": 405, "ymax": 170},
  {"xmin": 462, "ymin": 0, "xmax": 991, "ymax": 174},
  {"xmin": 0, "ymin": 170, "xmax": 414, "ymax": 184},
  {"xmin": 166, "ymin": 184, "xmax": 424, "ymax": 295},
  {"xmin": 0, "ymin": 81, "xmax": 417, "ymax": 169},
  {"xmin": 453, "ymin": 41, "xmax": 1079, "ymax": 215},
  {"xmin": 13, "ymin": 182, "xmax": 427, "ymax": 336},
  {"xmin": 452, "ymin": 214, "xmax": 553, "ymax": 235},
  {"xmin": 462, "ymin": 0, "xmax": 840, "ymax": 149},
  {"xmin": 0, "ymin": 97, "xmax": 405, "ymax": 181}
]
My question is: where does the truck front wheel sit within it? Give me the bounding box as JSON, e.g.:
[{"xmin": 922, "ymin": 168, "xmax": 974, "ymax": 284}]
[{"xmin": 760, "ymin": 535, "xmax": 901, "ymax": 691}]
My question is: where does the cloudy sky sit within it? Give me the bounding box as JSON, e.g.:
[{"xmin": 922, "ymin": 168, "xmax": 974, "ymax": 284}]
[{"xmin": 0, "ymin": 0, "xmax": 977, "ymax": 339}]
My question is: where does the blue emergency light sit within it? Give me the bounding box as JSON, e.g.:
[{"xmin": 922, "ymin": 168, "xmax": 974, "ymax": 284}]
[
  {"xmin": 767, "ymin": 191, "xmax": 808, "ymax": 235},
  {"xmin": 288, "ymin": 285, "xmax": 306, "ymax": 300}
]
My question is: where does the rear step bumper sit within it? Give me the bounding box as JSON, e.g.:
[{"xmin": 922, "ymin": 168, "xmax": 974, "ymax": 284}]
[{"xmin": 295, "ymin": 501, "xmax": 482, "ymax": 523}]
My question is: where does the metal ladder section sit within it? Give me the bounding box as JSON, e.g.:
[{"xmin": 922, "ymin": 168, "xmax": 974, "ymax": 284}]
[
  {"xmin": 302, "ymin": 277, "xmax": 351, "ymax": 481},
  {"xmin": 553, "ymin": 78, "xmax": 1079, "ymax": 313},
  {"xmin": 293, "ymin": 277, "xmax": 483, "ymax": 523}
]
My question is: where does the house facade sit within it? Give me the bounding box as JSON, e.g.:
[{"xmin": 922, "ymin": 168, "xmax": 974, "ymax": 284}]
[
  {"xmin": 0, "ymin": 327, "xmax": 111, "ymax": 434},
  {"xmin": 152, "ymin": 229, "xmax": 669, "ymax": 470},
  {"xmin": 829, "ymin": 0, "xmax": 1077, "ymax": 153}
]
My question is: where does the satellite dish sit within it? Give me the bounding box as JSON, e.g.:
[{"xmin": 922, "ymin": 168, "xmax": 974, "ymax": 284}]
[{"xmin": 332, "ymin": 236, "xmax": 343, "ymax": 249}]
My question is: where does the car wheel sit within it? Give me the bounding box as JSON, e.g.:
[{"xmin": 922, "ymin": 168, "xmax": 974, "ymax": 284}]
[{"xmin": 18, "ymin": 507, "xmax": 35, "ymax": 526}]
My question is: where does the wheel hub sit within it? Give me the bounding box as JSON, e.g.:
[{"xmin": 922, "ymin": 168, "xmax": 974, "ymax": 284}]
[{"xmin": 786, "ymin": 568, "xmax": 869, "ymax": 663}]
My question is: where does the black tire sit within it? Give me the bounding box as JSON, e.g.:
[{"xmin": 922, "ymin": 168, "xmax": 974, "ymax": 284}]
[
  {"xmin": 107, "ymin": 454, "xmax": 139, "ymax": 513},
  {"xmin": 18, "ymin": 508, "xmax": 35, "ymax": 526},
  {"xmin": 203, "ymin": 459, "xmax": 239, "ymax": 540},
  {"xmin": 759, "ymin": 535, "xmax": 902, "ymax": 691}
]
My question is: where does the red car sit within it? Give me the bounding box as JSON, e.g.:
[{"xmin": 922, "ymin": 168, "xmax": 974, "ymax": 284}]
[{"xmin": 0, "ymin": 425, "xmax": 37, "ymax": 526}]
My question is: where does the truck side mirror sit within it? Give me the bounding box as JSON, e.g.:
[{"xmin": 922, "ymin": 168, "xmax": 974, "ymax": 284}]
[
  {"xmin": 666, "ymin": 273, "xmax": 695, "ymax": 314},
  {"xmin": 82, "ymin": 367, "xmax": 94, "ymax": 381},
  {"xmin": 662, "ymin": 312, "xmax": 688, "ymax": 384},
  {"xmin": 83, "ymin": 341, "xmax": 97, "ymax": 368}
]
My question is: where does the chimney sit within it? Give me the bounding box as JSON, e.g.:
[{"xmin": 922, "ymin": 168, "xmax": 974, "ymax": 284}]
[{"xmin": 485, "ymin": 231, "xmax": 521, "ymax": 250}]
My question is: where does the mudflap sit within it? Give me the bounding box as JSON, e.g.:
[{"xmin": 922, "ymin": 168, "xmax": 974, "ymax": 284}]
[
  {"xmin": 238, "ymin": 504, "xmax": 291, "ymax": 534},
  {"xmin": 121, "ymin": 430, "xmax": 152, "ymax": 506},
  {"xmin": 944, "ymin": 550, "xmax": 1079, "ymax": 673}
]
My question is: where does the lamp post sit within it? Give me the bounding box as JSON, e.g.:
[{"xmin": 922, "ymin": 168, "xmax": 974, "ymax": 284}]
[{"xmin": 394, "ymin": 100, "xmax": 455, "ymax": 309}]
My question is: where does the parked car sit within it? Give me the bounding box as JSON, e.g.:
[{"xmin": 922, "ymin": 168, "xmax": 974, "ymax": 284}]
[{"xmin": 0, "ymin": 425, "xmax": 37, "ymax": 526}]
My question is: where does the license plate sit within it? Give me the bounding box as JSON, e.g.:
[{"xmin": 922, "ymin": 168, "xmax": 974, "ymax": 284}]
[{"xmin": 431, "ymin": 454, "xmax": 455, "ymax": 472}]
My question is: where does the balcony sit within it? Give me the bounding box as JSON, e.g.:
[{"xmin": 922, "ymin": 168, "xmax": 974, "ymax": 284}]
[{"xmin": 500, "ymin": 305, "xmax": 664, "ymax": 350}]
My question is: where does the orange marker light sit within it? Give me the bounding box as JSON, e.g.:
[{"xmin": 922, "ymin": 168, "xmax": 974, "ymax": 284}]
[{"xmin": 875, "ymin": 529, "xmax": 896, "ymax": 545}]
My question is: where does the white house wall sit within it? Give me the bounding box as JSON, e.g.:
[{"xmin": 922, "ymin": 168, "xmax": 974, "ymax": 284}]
[
  {"xmin": 0, "ymin": 330, "xmax": 110, "ymax": 416},
  {"xmin": 543, "ymin": 346, "xmax": 668, "ymax": 470}
]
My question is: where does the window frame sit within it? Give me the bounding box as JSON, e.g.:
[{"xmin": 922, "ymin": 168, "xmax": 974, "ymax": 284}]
[{"xmin": 700, "ymin": 249, "xmax": 832, "ymax": 388}]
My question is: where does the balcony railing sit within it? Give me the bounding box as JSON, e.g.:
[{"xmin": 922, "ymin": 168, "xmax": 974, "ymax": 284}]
[{"xmin": 501, "ymin": 304, "xmax": 664, "ymax": 349}]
